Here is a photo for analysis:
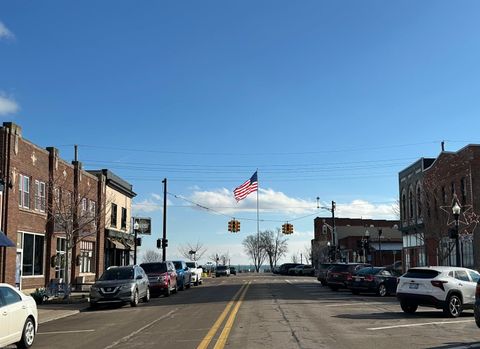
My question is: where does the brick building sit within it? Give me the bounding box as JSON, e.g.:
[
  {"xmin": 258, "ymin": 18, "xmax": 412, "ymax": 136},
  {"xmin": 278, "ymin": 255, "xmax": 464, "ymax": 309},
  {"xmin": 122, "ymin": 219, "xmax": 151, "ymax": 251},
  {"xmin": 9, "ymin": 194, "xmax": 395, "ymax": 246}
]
[
  {"xmin": 0, "ymin": 122, "xmax": 135, "ymax": 291},
  {"xmin": 312, "ymin": 217, "xmax": 401, "ymax": 267}
]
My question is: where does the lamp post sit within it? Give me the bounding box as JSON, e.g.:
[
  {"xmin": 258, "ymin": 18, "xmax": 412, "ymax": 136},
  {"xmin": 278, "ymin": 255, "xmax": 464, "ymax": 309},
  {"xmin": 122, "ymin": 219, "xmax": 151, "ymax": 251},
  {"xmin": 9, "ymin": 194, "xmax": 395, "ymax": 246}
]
[
  {"xmin": 133, "ymin": 220, "xmax": 139, "ymax": 265},
  {"xmin": 452, "ymin": 202, "xmax": 461, "ymax": 267},
  {"xmin": 326, "ymin": 241, "xmax": 331, "ymax": 262},
  {"xmin": 362, "ymin": 229, "xmax": 370, "ymax": 263},
  {"xmin": 378, "ymin": 229, "xmax": 383, "ymax": 266}
]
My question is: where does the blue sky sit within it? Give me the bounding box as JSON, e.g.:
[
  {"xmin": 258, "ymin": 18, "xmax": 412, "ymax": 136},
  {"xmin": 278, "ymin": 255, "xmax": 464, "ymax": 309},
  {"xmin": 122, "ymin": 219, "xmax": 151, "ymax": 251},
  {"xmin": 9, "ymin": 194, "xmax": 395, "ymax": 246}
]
[{"xmin": 1, "ymin": 1, "xmax": 480, "ymax": 264}]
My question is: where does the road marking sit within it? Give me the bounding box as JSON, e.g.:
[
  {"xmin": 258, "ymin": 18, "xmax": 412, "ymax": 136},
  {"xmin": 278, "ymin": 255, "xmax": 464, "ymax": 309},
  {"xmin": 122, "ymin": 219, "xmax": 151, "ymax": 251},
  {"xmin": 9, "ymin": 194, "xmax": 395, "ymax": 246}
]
[
  {"xmin": 367, "ymin": 319, "xmax": 474, "ymax": 331},
  {"xmin": 214, "ymin": 281, "xmax": 251, "ymax": 349},
  {"xmin": 196, "ymin": 283, "xmax": 247, "ymax": 349},
  {"xmin": 103, "ymin": 309, "xmax": 177, "ymax": 349},
  {"xmin": 38, "ymin": 329, "xmax": 95, "ymax": 335},
  {"xmin": 325, "ymin": 302, "xmax": 390, "ymax": 307}
]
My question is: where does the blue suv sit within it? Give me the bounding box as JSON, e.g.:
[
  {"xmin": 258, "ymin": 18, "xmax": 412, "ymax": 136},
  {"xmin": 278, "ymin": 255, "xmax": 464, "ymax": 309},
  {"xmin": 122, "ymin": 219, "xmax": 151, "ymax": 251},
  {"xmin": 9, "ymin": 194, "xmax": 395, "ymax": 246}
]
[{"xmin": 173, "ymin": 261, "xmax": 192, "ymax": 291}]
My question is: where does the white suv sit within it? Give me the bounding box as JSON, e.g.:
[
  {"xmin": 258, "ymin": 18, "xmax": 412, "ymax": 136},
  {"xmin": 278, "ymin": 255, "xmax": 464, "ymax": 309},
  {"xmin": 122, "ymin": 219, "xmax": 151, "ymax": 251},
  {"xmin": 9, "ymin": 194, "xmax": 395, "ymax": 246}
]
[
  {"xmin": 186, "ymin": 261, "xmax": 203, "ymax": 286},
  {"xmin": 397, "ymin": 266, "xmax": 480, "ymax": 317}
]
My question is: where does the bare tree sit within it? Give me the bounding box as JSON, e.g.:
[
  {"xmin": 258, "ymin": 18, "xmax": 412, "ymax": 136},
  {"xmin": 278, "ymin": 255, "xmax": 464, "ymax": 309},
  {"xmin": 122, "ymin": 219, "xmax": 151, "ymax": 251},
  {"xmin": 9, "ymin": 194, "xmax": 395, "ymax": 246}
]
[
  {"xmin": 243, "ymin": 234, "xmax": 267, "ymax": 272},
  {"xmin": 48, "ymin": 171, "xmax": 110, "ymax": 298},
  {"xmin": 303, "ymin": 244, "xmax": 312, "ymax": 264},
  {"xmin": 291, "ymin": 253, "xmax": 299, "ymax": 264},
  {"xmin": 142, "ymin": 250, "xmax": 162, "ymax": 263},
  {"xmin": 178, "ymin": 241, "xmax": 207, "ymax": 261},
  {"xmin": 208, "ymin": 251, "xmax": 230, "ymax": 265},
  {"xmin": 261, "ymin": 228, "xmax": 288, "ymax": 270}
]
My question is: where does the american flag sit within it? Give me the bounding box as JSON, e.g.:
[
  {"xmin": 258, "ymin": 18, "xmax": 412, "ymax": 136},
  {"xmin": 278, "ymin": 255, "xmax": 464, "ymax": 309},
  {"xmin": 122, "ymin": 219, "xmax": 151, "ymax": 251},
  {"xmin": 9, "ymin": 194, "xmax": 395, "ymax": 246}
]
[{"xmin": 233, "ymin": 171, "xmax": 258, "ymax": 201}]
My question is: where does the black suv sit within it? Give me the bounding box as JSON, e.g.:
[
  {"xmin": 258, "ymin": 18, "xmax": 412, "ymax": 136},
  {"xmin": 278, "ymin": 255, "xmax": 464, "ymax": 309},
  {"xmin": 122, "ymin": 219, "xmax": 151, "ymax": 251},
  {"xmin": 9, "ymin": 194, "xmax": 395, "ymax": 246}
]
[
  {"xmin": 326, "ymin": 263, "xmax": 371, "ymax": 291},
  {"xmin": 278, "ymin": 263, "xmax": 301, "ymax": 275}
]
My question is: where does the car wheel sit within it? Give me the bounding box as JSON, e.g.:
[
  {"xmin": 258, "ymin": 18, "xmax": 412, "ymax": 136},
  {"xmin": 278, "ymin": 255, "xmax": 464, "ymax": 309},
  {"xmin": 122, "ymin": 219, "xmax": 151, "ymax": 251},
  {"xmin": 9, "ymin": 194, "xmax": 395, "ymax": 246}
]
[
  {"xmin": 400, "ymin": 301, "xmax": 418, "ymax": 314},
  {"xmin": 186, "ymin": 279, "xmax": 191, "ymax": 289},
  {"xmin": 16, "ymin": 317, "xmax": 35, "ymax": 349},
  {"xmin": 179, "ymin": 280, "xmax": 185, "ymax": 291},
  {"xmin": 444, "ymin": 294, "xmax": 462, "ymax": 318},
  {"xmin": 377, "ymin": 284, "xmax": 387, "ymax": 297},
  {"xmin": 164, "ymin": 283, "xmax": 171, "ymax": 297},
  {"xmin": 173, "ymin": 282, "xmax": 178, "ymax": 294},
  {"xmin": 89, "ymin": 302, "xmax": 98, "ymax": 309},
  {"xmin": 130, "ymin": 289, "xmax": 139, "ymax": 307},
  {"xmin": 351, "ymin": 289, "xmax": 360, "ymax": 295},
  {"xmin": 474, "ymin": 305, "xmax": 480, "ymax": 328},
  {"xmin": 143, "ymin": 287, "xmax": 150, "ymax": 303}
]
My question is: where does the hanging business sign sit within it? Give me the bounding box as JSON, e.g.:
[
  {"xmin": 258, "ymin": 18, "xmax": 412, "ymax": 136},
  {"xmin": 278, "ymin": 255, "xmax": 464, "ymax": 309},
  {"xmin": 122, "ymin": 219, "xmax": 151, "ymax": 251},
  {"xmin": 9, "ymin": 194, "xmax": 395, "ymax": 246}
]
[{"xmin": 133, "ymin": 217, "xmax": 152, "ymax": 235}]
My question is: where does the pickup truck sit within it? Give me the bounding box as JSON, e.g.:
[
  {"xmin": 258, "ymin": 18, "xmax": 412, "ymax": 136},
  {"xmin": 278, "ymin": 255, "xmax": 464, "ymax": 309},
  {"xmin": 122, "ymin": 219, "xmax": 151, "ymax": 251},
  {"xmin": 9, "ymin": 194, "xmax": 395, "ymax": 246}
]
[{"xmin": 186, "ymin": 261, "xmax": 203, "ymax": 286}]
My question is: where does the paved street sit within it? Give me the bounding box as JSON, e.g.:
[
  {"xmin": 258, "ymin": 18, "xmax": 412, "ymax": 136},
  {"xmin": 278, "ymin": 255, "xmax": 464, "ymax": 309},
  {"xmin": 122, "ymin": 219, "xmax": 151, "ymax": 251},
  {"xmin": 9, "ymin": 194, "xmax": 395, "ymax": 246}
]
[{"xmin": 31, "ymin": 274, "xmax": 480, "ymax": 349}]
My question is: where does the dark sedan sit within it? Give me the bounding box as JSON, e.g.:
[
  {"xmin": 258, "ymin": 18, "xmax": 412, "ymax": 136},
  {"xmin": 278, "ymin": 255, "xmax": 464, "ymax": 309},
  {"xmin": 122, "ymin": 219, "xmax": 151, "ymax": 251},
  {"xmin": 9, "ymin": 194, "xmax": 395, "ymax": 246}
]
[
  {"xmin": 326, "ymin": 263, "xmax": 371, "ymax": 291},
  {"xmin": 348, "ymin": 267, "xmax": 398, "ymax": 297}
]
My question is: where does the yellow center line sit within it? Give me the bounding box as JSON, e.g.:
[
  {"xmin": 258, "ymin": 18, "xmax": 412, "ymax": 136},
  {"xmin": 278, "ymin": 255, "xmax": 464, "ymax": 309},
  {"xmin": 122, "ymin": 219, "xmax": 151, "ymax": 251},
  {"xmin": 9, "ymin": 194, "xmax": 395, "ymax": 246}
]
[
  {"xmin": 213, "ymin": 281, "xmax": 251, "ymax": 349},
  {"xmin": 196, "ymin": 282, "xmax": 247, "ymax": 349}
]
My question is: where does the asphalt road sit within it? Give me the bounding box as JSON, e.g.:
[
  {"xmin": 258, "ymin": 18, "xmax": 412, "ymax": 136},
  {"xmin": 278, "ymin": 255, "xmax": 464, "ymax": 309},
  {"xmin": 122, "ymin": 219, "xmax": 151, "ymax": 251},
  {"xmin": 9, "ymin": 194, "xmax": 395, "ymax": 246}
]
[{"xmin": 30, "ymin": 274, "xmax": 480, "ymax": 349}]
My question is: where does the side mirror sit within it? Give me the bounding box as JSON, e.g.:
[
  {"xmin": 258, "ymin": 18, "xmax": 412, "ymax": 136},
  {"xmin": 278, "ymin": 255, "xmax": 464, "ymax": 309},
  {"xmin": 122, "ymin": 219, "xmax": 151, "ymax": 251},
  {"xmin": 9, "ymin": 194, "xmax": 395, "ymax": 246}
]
[{"xmin": 184, "ymin": 267, "xmax": 189, "ymax": 271}]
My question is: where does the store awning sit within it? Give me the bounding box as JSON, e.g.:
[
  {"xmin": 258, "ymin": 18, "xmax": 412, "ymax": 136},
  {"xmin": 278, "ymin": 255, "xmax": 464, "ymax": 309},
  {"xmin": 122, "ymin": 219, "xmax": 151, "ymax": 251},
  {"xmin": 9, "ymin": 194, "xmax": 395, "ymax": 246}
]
[
  {"xmin": 0, "ymin": 230, "xmax": 15, "ymax": 247},
  {"xmin": 107, "ymin": 238, "xmax": 125, "ymax": 250}
]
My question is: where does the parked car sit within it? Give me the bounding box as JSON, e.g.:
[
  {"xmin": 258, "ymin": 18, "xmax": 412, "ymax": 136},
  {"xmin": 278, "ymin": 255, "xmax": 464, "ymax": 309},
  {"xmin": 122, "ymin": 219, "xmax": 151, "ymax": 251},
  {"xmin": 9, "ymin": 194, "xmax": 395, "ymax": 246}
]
[
  {"xmin": 300, "ymin": 265, "xmax": 315, "ymax": 276},
  {"xmin": 215, "ymin": 265, "xmax": 230, "ymax": 277},
  {"xmin": 89, "ymin": 265, "xmax": 150, "ymax": 308},
  {"xmin": 278, "ymin": 263, "xmax": 302, "ymax": 275},
  {"xmin": 397, "ymin": 266, "xmax": 480, "ymax": 317},
  {"xmin": 473, "ymin": 274, "xmax": 480, "ymax": 327},
  {"xmin": 140, "ymin": 261, "xmax": 177, "ymax": 297},
  {"xmin": 289, "ymin": 264, "xmax": 305, "ymax": 275},
  {"xmin": 326, "ymin": 263, "xmax": 371, "ymax": 291},
  {"xmin": 272, "ymin": 266, "xmax": 280, "ymax": 274},
  {"xmin": 186, "ymin": 261, "xmax": 203, "ymax": 286},
  {"xmin": 229, "ymin": 266, "xmax": 237, "ymax": 275},
  {"xmin": 0, "ymin": 283, "xmax": 38, "ymax": 349},
  {"xmin": 348, "ymin": 267, "xmax": 398, "ymax": 296},
  {"xmin": 316, "ymin": 263, "xmax": 340, "ymax": 286},
  {"xmin": 173, "ymin": 261, "xmax": 192, "ymax": 290}
]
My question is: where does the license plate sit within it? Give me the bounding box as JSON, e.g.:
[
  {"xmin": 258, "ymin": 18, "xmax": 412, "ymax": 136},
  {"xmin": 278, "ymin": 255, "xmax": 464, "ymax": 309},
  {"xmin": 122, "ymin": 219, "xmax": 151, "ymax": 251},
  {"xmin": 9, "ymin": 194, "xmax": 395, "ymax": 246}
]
[
  {"xmin": 355, "ymin": 278, "xmax": 361, "ymax": 282},
  {"xmin": 409, "ymin": 283, "xmax": 419, "ymax": 289}
]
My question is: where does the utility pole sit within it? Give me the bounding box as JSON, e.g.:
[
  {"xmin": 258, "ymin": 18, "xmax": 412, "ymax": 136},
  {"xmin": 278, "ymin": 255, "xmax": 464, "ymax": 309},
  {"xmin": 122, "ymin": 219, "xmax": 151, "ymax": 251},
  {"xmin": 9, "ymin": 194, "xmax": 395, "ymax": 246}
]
[
  {"xmin": 331, "ymin": 201, "xmax": 336, "ymax": 261},
  {"xmin": 162, "ymin": 178, "xmax": 167, "ymax": 262}
]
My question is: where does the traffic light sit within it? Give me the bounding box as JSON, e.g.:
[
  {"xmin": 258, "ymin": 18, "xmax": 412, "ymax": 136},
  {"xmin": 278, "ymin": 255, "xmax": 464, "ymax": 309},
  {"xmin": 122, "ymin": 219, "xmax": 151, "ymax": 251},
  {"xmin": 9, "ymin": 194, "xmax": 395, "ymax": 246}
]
[
  {"xmin": 136, "ymin": 237, "xmax": 142, "ymax": 247},
  {"xmin": 235, "ymin": 220, "xmax": 240, "ymax": 232},
  {"xmin": 228, "ymin": 220, "xmax": 233, "ymax": 232},
  {"xmin": 282, "ymin": 224, "xmax": 286, "ymax": 234},
  {"xmin": 163, "ymin": 239, "xmax": 168, "ymax": 248},
  {"xmin": 156, "ymin": 238, "xmax": 161, "ymax": 249}
]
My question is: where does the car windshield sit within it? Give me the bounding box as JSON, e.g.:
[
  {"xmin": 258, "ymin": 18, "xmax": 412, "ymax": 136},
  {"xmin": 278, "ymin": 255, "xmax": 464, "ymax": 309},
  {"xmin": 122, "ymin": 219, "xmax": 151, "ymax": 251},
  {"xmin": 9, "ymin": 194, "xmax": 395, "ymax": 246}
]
[
  {"xmin": 173, "ymin": 261, "xmax": 183, "ymax": 269},
  {"xmin": 186, "ymin": 262, "xmax": 196, "ymax": 268},
  {"xmin": 330, "ymin": 265, "xmax": 350, "ymax": 272},
  {"xmin": 141, "ymin": 263, "xmax": 167, "ymax": 274},
  {"xmin": 100, "ymin": 268, "xmax": 134, "ymax": 280},
  {"xmin": 217, "ymin": 266, "xmax": 228, "ymax": 271}
]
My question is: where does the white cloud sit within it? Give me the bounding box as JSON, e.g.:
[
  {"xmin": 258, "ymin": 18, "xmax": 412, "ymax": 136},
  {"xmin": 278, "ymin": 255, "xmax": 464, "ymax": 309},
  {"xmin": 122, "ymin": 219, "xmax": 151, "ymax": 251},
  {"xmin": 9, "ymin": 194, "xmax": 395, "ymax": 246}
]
[
  {"xmin": 189, "ymin": 187, "xmax": 316, "ymax": 215},
  {"xmin": 0, "ymin": 21, "xmax": 14, "ymax": 40},
  {"xmin": 132, "ymin": 199, "xmax": 162, "ymax": 214},
  {"xmin": 0, "ymin": 93, "xmax": 19, "ymax": 115},
  {"xmin": 151, "ymin": 193, "xmax": 162, "ymax": 200},
  {"xmin": 336, "ymin": 200, "xmax": 396, "ymax": 220}
]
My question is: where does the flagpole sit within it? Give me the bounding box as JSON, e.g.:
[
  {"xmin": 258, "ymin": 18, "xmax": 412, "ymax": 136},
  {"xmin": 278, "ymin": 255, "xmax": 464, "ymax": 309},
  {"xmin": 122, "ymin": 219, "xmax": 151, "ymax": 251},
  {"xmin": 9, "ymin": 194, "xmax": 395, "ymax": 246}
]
[{"xmin": 256, "ymin": 169, "xmax": 259, "ymax": 272}]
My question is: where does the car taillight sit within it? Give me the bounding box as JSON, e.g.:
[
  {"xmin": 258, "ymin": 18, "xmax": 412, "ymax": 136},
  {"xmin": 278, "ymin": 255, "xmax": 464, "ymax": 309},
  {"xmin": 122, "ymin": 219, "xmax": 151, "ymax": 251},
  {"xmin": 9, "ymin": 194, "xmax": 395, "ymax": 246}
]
[
  {"xmin": 431, "ymin": 280, "xmax": 447, "ymax": 291},
  {"xmin": 365, "ymin": 275, "xmax": 374, "ymax": 282},
  {"xmin": 476, "ymin": 283, "xmax": 480, "ymax": 298},
  {"xmin": 346, "ymin": 274, "xmax": 353, "ymax": 281}
]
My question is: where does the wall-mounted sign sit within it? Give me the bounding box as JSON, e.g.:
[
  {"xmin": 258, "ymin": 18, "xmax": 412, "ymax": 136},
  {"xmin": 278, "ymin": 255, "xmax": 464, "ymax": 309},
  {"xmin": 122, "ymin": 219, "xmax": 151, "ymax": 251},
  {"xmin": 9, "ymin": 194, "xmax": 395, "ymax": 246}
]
[{"xmin": 133, "ymin": 217, "xmax": 151, "ymax": 235}]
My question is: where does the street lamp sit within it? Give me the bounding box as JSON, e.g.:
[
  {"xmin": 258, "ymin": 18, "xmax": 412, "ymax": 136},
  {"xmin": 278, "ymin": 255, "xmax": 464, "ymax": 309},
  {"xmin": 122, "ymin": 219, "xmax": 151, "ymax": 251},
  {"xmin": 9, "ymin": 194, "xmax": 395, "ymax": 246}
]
[
  {"xmin": 326, "ymin": 241, "xmax": 331, "ymax": 262},
  {"xmin": 133, "ymin": 220, "xmax": 139, "ymax": 264},
  {"xmin": 362, "ymin": 229, "xmax": 370, "ymax": 264},
  {"xmin": 378, "ymin": 229, "xmax": 383, "ymax": 266},
  {"xmin": 452, "ymin": 202, "xmax": 461, "ymax": 267}
]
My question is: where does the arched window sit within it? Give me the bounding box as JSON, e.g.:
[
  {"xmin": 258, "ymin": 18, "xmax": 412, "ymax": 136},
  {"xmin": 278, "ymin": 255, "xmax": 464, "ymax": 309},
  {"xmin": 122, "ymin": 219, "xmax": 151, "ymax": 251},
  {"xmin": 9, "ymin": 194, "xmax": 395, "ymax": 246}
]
[
  {"xmin": 401, "ymin": 189, "xmax": 407, "ymax": 221},
  {"xmin": 409, "ymin": 188, "xmax": 414, "ymax": 219},
  {"xmin": 416, "ymin": 184, "xmax": 422, "ymax": 218}
]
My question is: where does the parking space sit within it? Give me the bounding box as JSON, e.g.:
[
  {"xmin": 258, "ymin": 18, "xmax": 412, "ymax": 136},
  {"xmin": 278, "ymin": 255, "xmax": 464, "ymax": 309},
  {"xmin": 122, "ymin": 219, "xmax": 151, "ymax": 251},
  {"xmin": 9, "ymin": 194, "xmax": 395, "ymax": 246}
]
[{"xmin": 283, "ymin": 277, "xmax": 480, "ymax": 348}]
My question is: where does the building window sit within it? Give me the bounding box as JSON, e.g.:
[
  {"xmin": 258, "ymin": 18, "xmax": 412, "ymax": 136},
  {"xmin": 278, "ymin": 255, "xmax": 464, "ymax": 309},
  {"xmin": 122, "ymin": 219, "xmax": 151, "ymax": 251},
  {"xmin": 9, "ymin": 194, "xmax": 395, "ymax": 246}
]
[
  {"xmin": 79, "ymin": 241, "xmax": 94, "ymax": 273},
  {"xmin": 409, "ymin": 189, "xmax": 414, "ymax": 219},
  {"xmin": 21, "ymin": 233, "xmax": 44, "ymax": 276},
  {"xmin": 82, "ymin": 198, "xmax": 87, "ymax": 212},
  {"xmin": 18, "ymin": 174, "xmax": 30, "ymax": 209},
  {"xmin": 121, "ymin": 207, "xmax": 127, "ymax": 230},
  {"xmin": 416, "ymin": 186, "xmax": 422, "ymax": 218},
  {"xmin": 90, "ymin": 201, "xmax": 96, "ymax": 216},
  {"xmin": 55, "ymin": 238, "xmax": 66, "ymax": 279},
  {"xmin": 451, "ymin": 182, "xmax": 455, "ymax": 196},
  {"xmin": 34, "ymin": 180, "xmax": 46, "ymax": 212},
  {"xmin": 111, "ymin": 203, "xmax": 117, "ymax": 228},
  {"xmin": 401, "ymin": 191, "xmax": 407, "ymax": 221},
  {"xmin": 461, "ymin": 177, "xmax": 467, "ymax": 205},
  {"xmin": 441, "ymin": 186, "xmax": 446, "ymax": 204}
]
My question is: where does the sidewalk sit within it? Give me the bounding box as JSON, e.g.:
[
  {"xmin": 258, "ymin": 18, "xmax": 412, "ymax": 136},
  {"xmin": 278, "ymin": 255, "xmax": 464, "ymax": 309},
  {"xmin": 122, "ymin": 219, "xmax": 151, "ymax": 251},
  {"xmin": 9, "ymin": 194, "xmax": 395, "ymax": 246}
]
[{"xmin": 37, "ymin": 295, "xmax": 90, "ymax": 324}]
